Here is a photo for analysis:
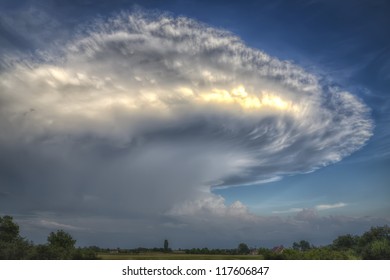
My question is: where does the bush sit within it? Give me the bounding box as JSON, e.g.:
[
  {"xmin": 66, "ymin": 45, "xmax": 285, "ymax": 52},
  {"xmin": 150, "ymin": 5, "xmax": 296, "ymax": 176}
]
[{"xmin": 361, "ymin": 239, "xmax": 390, "ymax": 260}]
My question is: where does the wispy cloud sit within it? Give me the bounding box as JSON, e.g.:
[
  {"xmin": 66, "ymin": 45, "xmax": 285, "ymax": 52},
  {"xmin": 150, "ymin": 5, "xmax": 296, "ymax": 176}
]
[
  {"xmin": 272, "ymin": 208, "xmax": 304, "ymax": 214},
  {"xmin": 37, "ymin": 219, "xmax": 84, "ymax": 231},
  {"xmin": 315, "ymin": 202, "xmax": 348, "ymax": 210},
  {"xmin": 273, "ymin": 202, "xmax": 348, "ymax": 214}
]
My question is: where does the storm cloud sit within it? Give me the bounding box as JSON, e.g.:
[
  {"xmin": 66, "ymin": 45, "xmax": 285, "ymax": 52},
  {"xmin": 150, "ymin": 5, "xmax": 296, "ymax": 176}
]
[{"xmin": 0, "ymin": 11, "xmax": 376, "ymax": 247}]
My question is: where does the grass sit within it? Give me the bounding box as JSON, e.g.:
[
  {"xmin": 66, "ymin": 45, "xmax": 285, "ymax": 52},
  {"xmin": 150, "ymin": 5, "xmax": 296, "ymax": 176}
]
[{"xmin": 98, "ymin": 252, "xmax": 264, "ymax": 260}]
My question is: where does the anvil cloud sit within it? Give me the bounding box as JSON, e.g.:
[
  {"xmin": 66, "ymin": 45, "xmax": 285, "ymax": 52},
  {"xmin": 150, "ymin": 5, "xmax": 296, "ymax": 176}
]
[{"xmin": 0, "ymin": 12, "xmax": 375, "ymax": 247}]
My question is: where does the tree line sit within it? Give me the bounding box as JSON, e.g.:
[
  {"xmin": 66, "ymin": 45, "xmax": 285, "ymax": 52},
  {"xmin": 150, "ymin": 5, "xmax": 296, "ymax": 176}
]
[
  {"xmin": 0, "ymin": 215, "xmax": 98, "ymax": 259},
  {"xmin": 256, "ymin": 226, "xmax": 390, "ymax": 260},
  {"xmin": 184, "ymin": 226, "xmax": 390, "ymax": 259},
  {"xmin": 1, "ymin": 215, "xmax": 389, "ymax": 259}
]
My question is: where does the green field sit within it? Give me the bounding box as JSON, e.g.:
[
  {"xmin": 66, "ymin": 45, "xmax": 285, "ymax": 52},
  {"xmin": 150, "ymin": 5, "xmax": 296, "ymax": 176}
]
[{"xmin": 98, "ymin": 252, "xmax": 264, "ymax": 260}]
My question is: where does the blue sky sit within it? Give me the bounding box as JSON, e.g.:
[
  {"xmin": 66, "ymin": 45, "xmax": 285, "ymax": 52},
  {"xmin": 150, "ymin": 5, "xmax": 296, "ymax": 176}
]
[{"xmin": 0, "ymin": 0, "xmax": 389, "ymax": 249}]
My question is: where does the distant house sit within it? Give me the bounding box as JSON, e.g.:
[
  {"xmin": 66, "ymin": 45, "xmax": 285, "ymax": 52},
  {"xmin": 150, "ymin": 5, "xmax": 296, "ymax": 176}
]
[{"xmin": 272, "ymin": 245, "xmax": 284, "ymax": 254}]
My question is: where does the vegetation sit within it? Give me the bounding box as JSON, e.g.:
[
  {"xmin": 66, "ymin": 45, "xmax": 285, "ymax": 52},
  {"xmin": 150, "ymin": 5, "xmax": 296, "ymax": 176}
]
[
  {"xmin": 184, "ymin": 247, "xmax": 244, "ymax": 255},
  {"xmin": 0, "ymin": 216, "xmax": 98, "ymax": 259},
  {"xmin": 1, "ymin": 215, "xmax": 389, "ymax": 260},
  {"xmin": 0, "ymin": 216, "xmax": 34, "ymax": 260},
  {"xmin": 163, "ymin": 239, "xmax": 170, "ymax": 252},
  {"xmin": 257, "ymin": 225, "xmax": 390, "ymax": 260},
  {"xmin": 237, "ymin": 242, "xmax": 250, "ymax": 254},
  {"xmin": 30, "ymin": 229, "xmax": 98, "ymax": 260},
  {"xmin": 292, "ymin": 240, "xmax": 312, "ymax": 251}
]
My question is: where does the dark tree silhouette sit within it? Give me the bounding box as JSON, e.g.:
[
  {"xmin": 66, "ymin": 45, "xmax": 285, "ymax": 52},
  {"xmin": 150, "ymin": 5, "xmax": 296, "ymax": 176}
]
[
  {"xmin": 0, "ymin": 215, "xmax": 19, "ymax": 243},
  {"xmin": 47, "ymin": 230, "xmax": 76, "ymax": 249},
  {"xmin": 0, "ymin": 215, "xmax": 33, "ymax": 259},
  {"xmin": 332, "ymin": 234, "xmax": 358, "ymax": 250},
  {"xmin": 237, "ymin": 243, "xmax": 250, "ymax": 254},
  {"xmin": 292, "ymin": 240, "xmax": 312, "ymax": 251},
  {"xmin": 164, "ymin": 239, "xmax": 169, "ymax": 252}
]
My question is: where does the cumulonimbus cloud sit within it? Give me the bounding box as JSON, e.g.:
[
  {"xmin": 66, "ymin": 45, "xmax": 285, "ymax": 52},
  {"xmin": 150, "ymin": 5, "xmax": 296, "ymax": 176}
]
[
  {"xmin": 0, "ymin": 12, "xmax": 373, "ymax": 188},
  {"xmin": 0, "ymin": 11, "xmax": 374, "ymax": 244}
]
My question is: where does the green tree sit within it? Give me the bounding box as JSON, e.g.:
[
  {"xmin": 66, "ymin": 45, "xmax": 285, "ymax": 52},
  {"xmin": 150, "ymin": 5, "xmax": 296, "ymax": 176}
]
[
  {"xmin": 304, "ymin": 247, "xmax": 349, "ymax": 260},
  {"xmin": 36, "ymin": 230, "xmax": 77, "ymax": 260},
  {"xmin": 361, "ymin": 238, "xmax": 390, "ymax": 259},
  {"xmin": 292, "ymin": 240, "xmax": 312, "ymax": 251},
  {"xmin": 237, "ymin": 243, "xmax": 250, "ymax": 254},
  {"xmin": 356, "ymin": 225, "xmax": 390, "ymax": 259},
  {"xmin": 0, "ymin": 215, "xmax": 34, "ymax": 259},
  {"xmin": 281, "ymin": 248, "xmax": 303, "ymax": 260},
  {"xmin": 332, "ymin": 234, "xmax": 359, "ymax": 250},
  {"xmin": 47, "ymin": 230, "xmax": 76, "ymax": 249},
  {"xmin": 0, "ymin": 215, "xmax": 19, "ymax": 243},
  {"xmin": 359, "ymin": 225, "xmax": 390, "ymax": 247}
]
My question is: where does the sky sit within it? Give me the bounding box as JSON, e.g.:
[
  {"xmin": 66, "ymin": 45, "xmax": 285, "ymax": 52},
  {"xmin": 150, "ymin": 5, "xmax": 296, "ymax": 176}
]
[{"xmin": 0, "ymin": 0, "xmax": 389, "ymax": 249}]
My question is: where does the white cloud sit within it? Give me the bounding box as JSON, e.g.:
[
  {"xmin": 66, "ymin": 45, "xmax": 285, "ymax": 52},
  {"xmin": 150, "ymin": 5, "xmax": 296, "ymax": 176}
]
[
  {"xmin": 273, "ymin": 208, "xmax": 303, "ymax": 214},
  {"xmin": 167, "ymin": 195, "xmax": 252, "ymax": 219},
  {"xmin": 0, "ymin": 11, "xmax": 374, "ymax": 247},
  {"xmin": 0, "ymin": 12, "xmax": 372, "ymax": 183},
  {"xmin": 315, "ymin": 202, "xmax": 348, "ymax": 210},
  {"xmin": 273, "ymin": 202, "xmax": 348, "ymax": 214}
]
